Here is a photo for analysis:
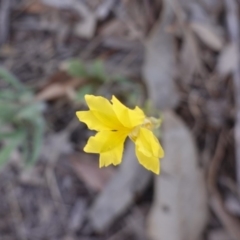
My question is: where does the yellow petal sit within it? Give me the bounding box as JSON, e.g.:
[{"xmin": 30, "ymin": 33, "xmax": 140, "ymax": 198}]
[
  {"xmin": 111, "ymin": 95, "xmax": 145, "ymax": 129},
  {"xmin": 76, "ymin": 111, "xmax": 112, "ymax": 131},
  {"xmin": 85, "ymin": 95, "xmax": 123, "ymax": 130},
  {"xmin": 84, "ymin": 130, "xmax": 128, "ymax": 153},
  {"xmin": 99, "ymin": 143, "xmax": 124, "ymax": 167},
  {"xmin": 135, "ymin": 148, "xmax": 160, "ymax": 174},
  {"xmin": 135, "ymin": 128, "xmax": 164, "ymax": 158}
]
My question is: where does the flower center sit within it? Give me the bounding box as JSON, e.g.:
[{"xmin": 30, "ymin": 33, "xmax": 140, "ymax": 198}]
[{"xmin": 128, "ymin": 117, "xmax": 161, "ymax": 142}]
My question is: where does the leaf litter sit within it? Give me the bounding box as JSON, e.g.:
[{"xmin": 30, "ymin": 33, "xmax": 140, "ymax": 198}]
[{"xmin": 0, "ymin": 0, "xmax": 239, "ymax": 239}]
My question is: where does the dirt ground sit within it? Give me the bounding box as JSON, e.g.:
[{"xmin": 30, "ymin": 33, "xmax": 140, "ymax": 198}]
[{"xmin": 0, "ymin": 0, "xmax": 240, "ymax": 240}]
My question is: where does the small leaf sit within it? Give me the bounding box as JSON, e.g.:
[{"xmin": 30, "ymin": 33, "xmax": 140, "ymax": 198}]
[
  {"xmin": 0, "ymin": 130, "xmax": 25, "ymax": 166},
  {"xmin": 0, "ymin": 102, "xmax": 18, "ymax": 123},
  {"xmin": 0, "ymin": 89, "xmax": 17, "ymax": 100},
  {"xmin": 76, "ymin": 85, "xmax": 94, "ymax": 102},
  {"xmin": 21, "ymin": 135, "xmax": 30, "ymax": 164},
  {"xmin": 0, "ymin": 67, "xmax": 26, "ymax": 91},
  {"xmin": 0, "ymin": 131, "xmax": 20, "ymax": 141},
  {"xmin": 190, "ymin": 22, "xmax": 223, "ymax": 51},
  {"xmin": 15, "ymin": 102, "xmax": 45, "ymax": 122},
  {"xmin": 217, "ymin": 43, "xmax": 238, "ymax": 76},
  {"xmin": 65, "ymin": 59, "xmax": 87, "ymax": 78},
  {"xmin": 113, "ymin": 76, "xmax": 129, "ymax": 83},
  {"xmin": 89, "ymin": 60, "xmax": 108, "ymax": 82},
  {"xmin": 26, "ymin": 118, "xmax": 45, "ymax": 165}
]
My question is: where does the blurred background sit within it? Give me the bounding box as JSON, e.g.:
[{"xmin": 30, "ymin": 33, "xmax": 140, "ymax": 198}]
[{"xmin": 0, "ymin": 0, "xmax": 239, "ymax": 239}]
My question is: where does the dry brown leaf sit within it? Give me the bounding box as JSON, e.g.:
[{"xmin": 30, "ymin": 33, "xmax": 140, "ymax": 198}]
[
  {"xmin": 147, "ymin": 111, "xmax": 207, "ymax": 240},
  {"xmin": 100, "ymin": 20, "xmax": 127, "ymax": 37},
  {"xmin": 36, "ymin": 79, "xmax": 79, "ymax": 101},
  {"xmin": 70, "ymin": 154, "xmax": 116, "ymax": 192},
  {"xmin": 35, "ymin": 71, "xmax": 85, "ymax": 101},
  {"xmin": 217, "ymin": 43, "xmax": 238, "ymax": 76},
  {"xmin": 190, "ymin": 22, "xmax": 224, "ymax": 51},
  {"xmin": 143, "ymin": 3, "xmax": 179, "ymax": 109},
  {"xmin": 180, "ymin": 29, "xmax": 202, "ymax": 82},
  {"xmin": 24, "ymin": 0, "xmax": 54, "ymax": 14}
]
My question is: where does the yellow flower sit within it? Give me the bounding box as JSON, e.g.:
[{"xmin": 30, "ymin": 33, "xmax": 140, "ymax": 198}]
[{"xmin": 76, "ymin": 95, "xmax": 164, "ymax": 174}]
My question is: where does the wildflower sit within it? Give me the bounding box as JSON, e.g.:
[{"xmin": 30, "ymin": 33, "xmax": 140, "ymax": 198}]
[{"xmin": 76, "ymin": 95, "xmax": 164, "ymax": 174}]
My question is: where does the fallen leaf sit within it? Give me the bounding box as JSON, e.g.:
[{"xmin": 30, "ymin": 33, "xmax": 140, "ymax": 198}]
[
  {"xmin": 36, "ymin": 80, "xmax": 79, "ymax": 101},
  {"xmin": 24, "ymin": 0, "xmax": 54, "ymax": 14},
  {"xmin": 190, "ymin": 22, "xmax": 224, "ymax": 51},
  {"xmin": 147, "ymin": 111, "xmax": 208, "ymax": 240},
  {"xmin": 180, "ymin": 29, "xmax": 202, "ymax": 82},
  {"xmin": 143, "ymin": 3, "xmax": 179, "ymax": 110},
  {"xmin": 74, "ymin": 16, "xmax": 96, "ymax": 39},
  {"xmin": 217, "ymin": 43, "xmax": 238, "ymax": 76},
  {"xmin": 35, "ymin": 71, "xmax": 85, "ymax": 101},
  {"xmin": 71, "ymin": 1, "xmax": 97, "ymax": 39},
  {"xmin": 100, "ymin": 20, "xmax": 128, "ymax": 37}
]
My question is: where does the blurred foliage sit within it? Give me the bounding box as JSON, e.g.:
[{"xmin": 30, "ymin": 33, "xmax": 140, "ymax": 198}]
[
  {"xmin": 0, "ymin": 67, "xmax": 45, "ymax": 166},
  {"xmin": 66, "ymin": 59, "xmax": 109, "ymax": 83},
  {"xmin": 64, "ymin": 59, "xmax": 144, "ymax": 107}
]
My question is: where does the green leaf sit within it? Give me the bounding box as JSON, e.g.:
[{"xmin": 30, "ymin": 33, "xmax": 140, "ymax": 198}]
[
  {"xmin": 0, "ymin": 67, "xmax": 26, "ymax": 92},
  {"xmin": 75, "ymin": 85, "xmax": 94, "ymax": 102},
  {"xmin": 127, "ymin": 92, "xmax": 139, "ymax": 106},
  {"xmin": 65, "ymin": 59, "xmax": 87, "ymax": 78},
  {"xmin": 0, "ymin": 131, "xmax": 20, "ymax": 141},
  {"xmin": 26, "ymin": 118, "xmax": 45, "ymax": 165},
  {"xmin": 19, "ymin": 91, "xmax": 34, "ymax": 103},
  {"xmin": 0, "ymin": 89, "xmax": 17, "ymax": 100},
  {"xmin": 0, "ymin": 130, "xmax": 25, "ymax": 166},
  {"xmin": 89, "ymin": 60, "xmax": 108, "ymax": 82},
  {"xmin": 15, "ymin": 102, "xmax": 45, "ymax": 122},
  {"xmin": 0, "ymin": 102, "xmax": 18, "ymax": 123},
  {"xmin": 113, "ymin": 76, "xmax": 129, "ymax": 83}
]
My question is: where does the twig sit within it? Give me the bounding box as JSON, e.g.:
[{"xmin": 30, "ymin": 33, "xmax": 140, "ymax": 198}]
[
  {"xmin": 7, "ymin": 183, "xmax": 27, "ymax": 240},
  {"xmin": 224, "ymin": 0, "xmax": 240, "ymax": 189},
  {"xmin": 45, "ymin": 166, "xmax": 63, "ymax": 206},
  {"xmin": 0, "ymin": 0, "xmax": 11, "ymax": 45},
  {"xmin": 207, "ymin": 131, "xmax": 226, "ymax": 192},
  {"xmin": 207, "ymin": 131, "xmax": 240, "ymax": 240}
]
